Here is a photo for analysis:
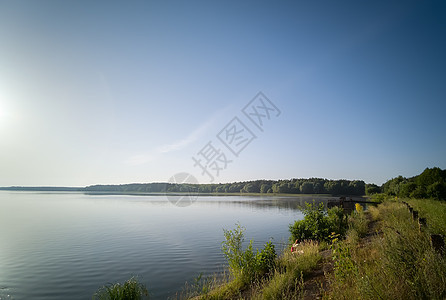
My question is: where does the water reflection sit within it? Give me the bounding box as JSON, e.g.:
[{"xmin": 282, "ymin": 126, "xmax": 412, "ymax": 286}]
[{"xmin": 0, "ymin": 192, "xmax": 332, "ymax": 300}]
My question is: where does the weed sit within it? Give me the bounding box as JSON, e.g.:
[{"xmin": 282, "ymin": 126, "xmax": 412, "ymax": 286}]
[
  {"xmin": 330, "ymin": 233, "xmax": 357, "ymax": 282},
  {"xmin": 221, "ymin": 223, "xmax": 276, "ymax": 286},
  {"xmin": 348, "ymin": 209, "xmax": 368, "ymax": 237},
  {"xmin": 93, "ymin": 277, "xmax": 148, "ymax": 300}
]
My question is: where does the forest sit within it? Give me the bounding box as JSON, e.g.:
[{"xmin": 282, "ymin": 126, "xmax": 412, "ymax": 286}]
[
  {"xmin": 380, "ymin": 167, "xmax": 446, "ymax": 200},
  {"xmin": 3, "ymin": 167, "xmax": 445, "ymax": 200},
  {"xmin": 81, "ymin": 167, "xmax": 446, "ymax": 200},
  {"xmin": 84, "ymin": 178, "xmax": 366, "ymax": 195}
]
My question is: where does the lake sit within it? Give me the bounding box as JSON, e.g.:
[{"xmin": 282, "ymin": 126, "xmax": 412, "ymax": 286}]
[{"xmin": 0, "ymin": 191, "xmax": 331, "ymax": 299}]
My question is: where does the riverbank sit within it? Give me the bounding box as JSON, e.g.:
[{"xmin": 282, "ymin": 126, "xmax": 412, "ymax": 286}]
[{"xmin": 177, "ymin": 197, "xmax": 446, "ymax": 299}]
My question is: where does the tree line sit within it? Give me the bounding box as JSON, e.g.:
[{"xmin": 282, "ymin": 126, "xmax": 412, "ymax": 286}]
[
  {"xmin": 379, "ymin": 167, "xmax": 446, "ymax": 200},
  {"xmin": 84, "ymin": 178, "xmax": 366, "ymax": 196},
  {"xmin": 4, "ymin": 167, "xmax": 444, "ymax": 200}
]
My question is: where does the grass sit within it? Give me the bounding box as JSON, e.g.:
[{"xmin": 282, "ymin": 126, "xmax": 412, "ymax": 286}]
[
  {"xmin": 103, "ymin": 198, "xmax": 445, "ymax": 299},
  {"xmin": 93, "ymin": 277, "xmax": 149, "ymax": 300},
  {"xmin": 173, "ymin": 272, "xmax": 232, "ymax": 299},
  {"xmin": 255, "ymin": 240, "xmax": 321, "ymax": 300},
  {"xmin": 406, "ymin": 198, "xmax": 446, "ymax": 236},
  {"xmin": 186, "ymin": 204, "xmax": 370, "ymax": 299},
  {"xmin": 325, "ymin": 200, "xmax": 446, "ymax": 300},
  {"xmin": 347, "ymin": 205, "xmax": 369, "ymax": 237},
  {"xmin": 180, "ymin": 241, "xmax": 321, "ymax": 300}
]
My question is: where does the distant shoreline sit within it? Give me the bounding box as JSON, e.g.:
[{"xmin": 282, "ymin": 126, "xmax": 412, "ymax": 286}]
[
  {"xmin": 0, "ymin": 187, "xmax": 364, "ymax": 199},
  {"xmin": 0, "ymin": 178, "xmax": 368, "ymax": 197},
  {"xmin": 0, "ymin": 186, "xmax": 83, "ymax": 192}
]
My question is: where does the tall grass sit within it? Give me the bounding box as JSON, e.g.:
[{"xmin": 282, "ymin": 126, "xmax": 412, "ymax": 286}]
[
  {"xmin": 347, "ymin": 205, "xmax": 369, "ymax": 237},
  {"xmin": 255, "ymin": 240, "xmax": 321, "ymax": 300},
  {"xmin": 326, "ymin": 201, "xmax": 446, "ymax": 300},
  {"xmin": 190, "ymin": 232, "xmax": 321, "ymax": 299},
  {"xmin": 173, "ymin": 271, "xmax": 235, "ymax": 300},
  {"xmin": 407, "ymin": 198, "xmax": 446, "ymax": 235},
  {"xmin": 93, "ymin": 277, "xmax": 149, "ymax": 300},
  {"xmin": 188, "ymin": 199, "xmax": 445, "ymax": 299}
]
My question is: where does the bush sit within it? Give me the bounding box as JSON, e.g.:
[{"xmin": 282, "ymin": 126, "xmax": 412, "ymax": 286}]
[
  {"xmin": 369, "ymin": 193, "xmax": 387, "ymax": 203},
  {"xmin": 221, "ymin": 223, "xmax": 276, "ymax": 285},
  {"xmin": 289, "ymin": 203, "xmax": 347, "ymax": 242},
  {"xmin": 256, "ymin": 241, "xmax": 277, "ymax": 276}
]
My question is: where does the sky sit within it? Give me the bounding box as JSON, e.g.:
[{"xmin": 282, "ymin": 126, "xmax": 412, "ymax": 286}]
[{"xmin": 0, "ymin": 0, "xmax": 445, "ymax": 187}]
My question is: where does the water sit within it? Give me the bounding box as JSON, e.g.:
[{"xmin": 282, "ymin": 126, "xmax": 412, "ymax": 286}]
[{"xmin": 0, "ymin": 191, "xmax": 329, "ymax": 299}]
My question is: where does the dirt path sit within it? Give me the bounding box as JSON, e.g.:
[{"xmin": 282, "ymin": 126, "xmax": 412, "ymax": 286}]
[{"xmin": 302, "ymin": 249, "xmax": 332, "ymax": 299}]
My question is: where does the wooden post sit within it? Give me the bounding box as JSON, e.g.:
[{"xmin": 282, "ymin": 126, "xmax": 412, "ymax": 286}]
[
  {"xmin": 431, "ymin": 234, "xmax": 445, "ymax": 256},
  {"xmin": 418, "ymin": 217, "xmax": 427, "ymax": 232}
]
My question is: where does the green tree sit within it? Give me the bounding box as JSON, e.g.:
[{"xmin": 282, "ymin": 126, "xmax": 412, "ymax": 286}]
[
  {"xmin": 416, "ymin": 167, "xmax": 445, "ymax": 187},
  {"xmin": 325, "ymin": 181, "xmax": 341, "ymax": 195},
  {"xmin": 349, "ymin": 180, "xmax": 365, "ymax": 195},
  {"xmin": 399, "ymin": 182, "xmax": 417, "ymax": 197},
  {"xmin": 410, "ymin": 186, "xmax": 426, "ymax": 198},
  {"xmin": 260, "ymin": 183, "xmax": 271, "ymax": 193},
  {"xmin": 427, "ymin": 182, "xmax": 446, "ymax": 199},
  {"xmin": 314, "ymin": 182, "xmax": 324, "ymax": 194},
  {"xmin": 300, "ymin": 182, "xmax": 314, "ymax": 194},
  {"xmin": 365, "ymin": 183, "xmax": 381, "ymax": 195}
]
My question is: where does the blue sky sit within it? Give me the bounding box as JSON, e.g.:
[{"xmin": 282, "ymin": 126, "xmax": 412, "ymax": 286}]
[{"xmin": 0, "ymin": 1, "xmax": 445, "ymax": 186}]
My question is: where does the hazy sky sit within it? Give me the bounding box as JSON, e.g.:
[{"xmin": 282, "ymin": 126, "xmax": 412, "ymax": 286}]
[{"xmin": 1, "ymin": 1, "xmax": 445, "ymax": 186}]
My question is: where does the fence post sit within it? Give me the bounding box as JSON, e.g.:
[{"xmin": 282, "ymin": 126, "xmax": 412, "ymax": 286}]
[
  {"xmin": 431, "ymin": 234, "xmax": 445, "ymax": 256},
  {"xmin": 418, "ymin": 217, "xmax": 427, "ymax": 232}
]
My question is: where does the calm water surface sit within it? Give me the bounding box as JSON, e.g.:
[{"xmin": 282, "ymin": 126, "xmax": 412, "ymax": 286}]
[{"xmin": 0, "ymin": 192, "xmax": 331, "ymax": 299}]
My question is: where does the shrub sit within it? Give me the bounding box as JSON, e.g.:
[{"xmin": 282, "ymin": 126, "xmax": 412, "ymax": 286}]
[
  {"xmin": 289, "ymin": 203, "xmax": 347, "ymax": 242},
  {"xmin": 369, "ymin": 193, "xmax": 387, "ymax": 203},
  {"xmin": 221, "ymin": 223, "xmax": 276, "ymax": 285},
  {"xmin": 256, "ymin": 241, "xmax": 277, "ymax": 276},
  {"xmin": 327, "ymin": 206, "xmax": 348, "ymax": 237}
]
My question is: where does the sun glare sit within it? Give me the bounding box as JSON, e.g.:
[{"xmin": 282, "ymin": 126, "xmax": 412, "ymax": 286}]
[
  {"xmin": 0, "ymin": 99, "xmax": 5, "ymax": 119},
  {"xmin": 0, "ymin": 101, "xmax": 4, "ymax": 119},
  {"xmin": 0, "ymin": 90, "xmax": 13, "ymax": 118},
  {"xmin": 0, "ymin": 95, "xmax": 11, "ymax": 123}
]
